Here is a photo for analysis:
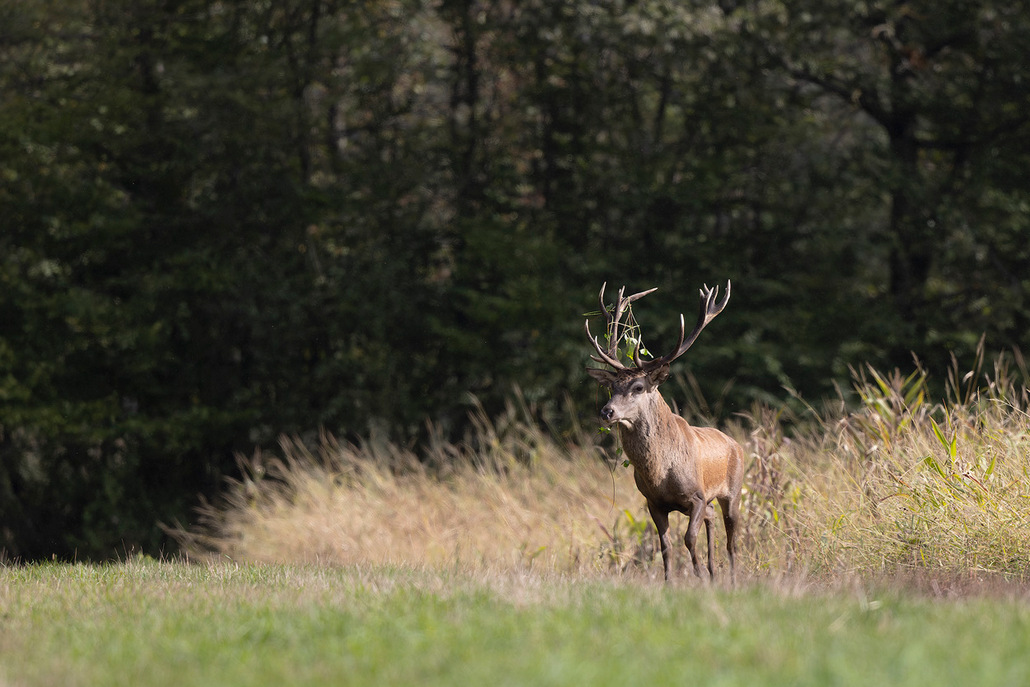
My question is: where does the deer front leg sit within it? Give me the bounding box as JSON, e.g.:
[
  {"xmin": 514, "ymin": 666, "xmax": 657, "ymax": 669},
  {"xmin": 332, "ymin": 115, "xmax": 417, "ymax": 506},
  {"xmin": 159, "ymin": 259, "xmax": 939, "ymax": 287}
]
[
  {"xmin": 647, "ymin": 502, "xmax": 672, "ymax": 582},
  {"xmin": 683, "ymin": 493, "xmax": 708, "ymax": 579}
]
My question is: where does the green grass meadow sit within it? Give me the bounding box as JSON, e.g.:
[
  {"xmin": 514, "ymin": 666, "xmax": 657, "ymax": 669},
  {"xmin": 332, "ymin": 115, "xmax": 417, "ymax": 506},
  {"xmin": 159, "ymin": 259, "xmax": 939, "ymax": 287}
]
[{"xmin": 3, "ymin": 558, "xmax": 1030, "ymax": 687}]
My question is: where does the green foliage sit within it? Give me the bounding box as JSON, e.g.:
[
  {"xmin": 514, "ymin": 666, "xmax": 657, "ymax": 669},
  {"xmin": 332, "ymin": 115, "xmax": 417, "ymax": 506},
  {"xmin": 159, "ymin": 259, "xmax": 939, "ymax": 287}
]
[
  {"xmin": 596, "ymin": 509, "xmax": 659, "ymax": 572},
  {"xmin": 2, "ymin": 0, "xmax": 1030, "ymax": 559}
]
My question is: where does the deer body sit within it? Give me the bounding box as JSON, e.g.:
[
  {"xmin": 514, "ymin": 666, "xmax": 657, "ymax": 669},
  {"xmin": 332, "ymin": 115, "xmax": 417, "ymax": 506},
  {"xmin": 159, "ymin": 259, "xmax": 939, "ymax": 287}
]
[{"xmin": 586, "ymin": 282, "xmax": 744, "ymax": 582}]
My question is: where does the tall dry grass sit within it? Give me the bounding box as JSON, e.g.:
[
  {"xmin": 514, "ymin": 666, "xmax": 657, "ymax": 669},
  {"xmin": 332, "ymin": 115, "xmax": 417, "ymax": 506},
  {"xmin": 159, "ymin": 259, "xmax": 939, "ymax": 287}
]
[
  {"xmin": 744, "ymin": 343, "xmax": 1030, "ymax": 583},
  {"xmin": 175, "ymin": 347, "xmax": 1030, "ymax": 584},
  {"xmin": 174, "ymin": 398, "xmax": 651, "ymax": 574}
]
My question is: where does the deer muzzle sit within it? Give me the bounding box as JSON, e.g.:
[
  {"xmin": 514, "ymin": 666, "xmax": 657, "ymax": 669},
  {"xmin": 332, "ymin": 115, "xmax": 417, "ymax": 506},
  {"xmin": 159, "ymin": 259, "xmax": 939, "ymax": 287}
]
[{"xmin": 600, "ymin": 404, "xmax": 634, "ymax": 430}]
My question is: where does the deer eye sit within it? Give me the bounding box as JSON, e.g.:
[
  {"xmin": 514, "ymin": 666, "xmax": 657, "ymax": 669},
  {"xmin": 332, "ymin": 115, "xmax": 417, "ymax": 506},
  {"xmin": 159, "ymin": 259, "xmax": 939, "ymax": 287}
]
[{"xmin": 631, "ymin": 382, "xmax": 646, "ymax": 394}]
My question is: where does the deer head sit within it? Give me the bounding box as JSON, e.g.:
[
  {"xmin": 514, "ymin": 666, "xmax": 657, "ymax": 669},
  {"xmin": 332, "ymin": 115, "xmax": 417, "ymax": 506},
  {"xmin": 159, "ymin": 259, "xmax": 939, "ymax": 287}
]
[{"xmin": 585, "ymin": 281, "xmax": 731, "ymax": 429}]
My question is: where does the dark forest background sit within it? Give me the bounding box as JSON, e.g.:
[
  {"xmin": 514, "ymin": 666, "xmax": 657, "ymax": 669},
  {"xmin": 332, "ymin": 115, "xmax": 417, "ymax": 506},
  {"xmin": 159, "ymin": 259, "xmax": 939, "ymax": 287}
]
[{"xmin": 2, "ymin": 0, "xmax": 1029, "ymax": 559}]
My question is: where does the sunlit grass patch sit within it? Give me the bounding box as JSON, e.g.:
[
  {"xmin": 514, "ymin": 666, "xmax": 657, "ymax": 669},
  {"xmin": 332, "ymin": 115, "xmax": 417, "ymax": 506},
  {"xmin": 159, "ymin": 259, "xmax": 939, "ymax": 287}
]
[{"xmin": 172, "ymin": 400, "xmax": 653, "ymax": 575}]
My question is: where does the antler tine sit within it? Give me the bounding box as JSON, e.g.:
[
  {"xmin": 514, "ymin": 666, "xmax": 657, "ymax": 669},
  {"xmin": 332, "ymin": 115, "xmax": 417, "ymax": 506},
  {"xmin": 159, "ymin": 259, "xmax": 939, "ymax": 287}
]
[
  {"xmin": 603, "ymin": 283, "xmax": 620, "ymax": 363},
  {"xmin": 622, "ymin": 286, "xmax": 659, "ymax": 305},
  {"xmin": 610, "ymin": 285, "xmax": 627, "ymax": 345},
  {"xmin": 586, "ymin": 283, "xmax": 658, "ymax": 369},
  {"xmin": 597, "ymin": 281, "xmax": 609, "ymax": 325},
  {"xmin": 584, "ymin": 319, "xmax": 628, "ymax": 370},
  {"xmin": 650, "ymin": 280, "xmax": 731, "ymax": 367},
  {"xmin": 596, "ymin": 282, "xmax": 622, "ymax": 362}
]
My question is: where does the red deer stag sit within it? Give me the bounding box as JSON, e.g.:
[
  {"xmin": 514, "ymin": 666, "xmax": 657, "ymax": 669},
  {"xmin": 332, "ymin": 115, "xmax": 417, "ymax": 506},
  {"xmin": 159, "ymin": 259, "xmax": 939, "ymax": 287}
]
[{"xmin": 585, "ymin": 282, "xmax": 744, "ymax": 582}]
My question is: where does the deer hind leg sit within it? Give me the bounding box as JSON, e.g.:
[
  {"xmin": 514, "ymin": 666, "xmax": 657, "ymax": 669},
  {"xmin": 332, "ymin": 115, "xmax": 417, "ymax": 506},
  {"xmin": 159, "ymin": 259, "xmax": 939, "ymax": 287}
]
[
  {"xmin": 717, "ymin": 495, "xmax": 740, "ymax": 585},
  {"xmin": 647, "ymin": 502, "xmax": 673, "ymax": 582},
  {"xmin": 704, "ymin": 503, "xmax": 716, "ymax": 580},
  {"xmin": 682, "ymin": 493, "xmax": 707, "ymax": 579}
]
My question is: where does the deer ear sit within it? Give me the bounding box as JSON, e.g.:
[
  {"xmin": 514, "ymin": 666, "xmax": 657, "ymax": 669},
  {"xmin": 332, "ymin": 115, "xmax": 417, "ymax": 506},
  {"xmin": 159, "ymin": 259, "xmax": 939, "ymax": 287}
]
[
  {"xmin": 586, "ymin": 367, "xmax": 618, "ymax": 387},
  {"xmin": 647, "ymin": 364, "xmax": 671, "ymax": 387}
]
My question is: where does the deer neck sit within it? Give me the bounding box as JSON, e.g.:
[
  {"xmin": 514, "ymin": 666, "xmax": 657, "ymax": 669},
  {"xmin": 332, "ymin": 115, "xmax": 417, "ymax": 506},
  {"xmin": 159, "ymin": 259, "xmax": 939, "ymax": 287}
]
[{"xmin": 616, "ymin": 392, "xmax": 680, "ymax": 473}]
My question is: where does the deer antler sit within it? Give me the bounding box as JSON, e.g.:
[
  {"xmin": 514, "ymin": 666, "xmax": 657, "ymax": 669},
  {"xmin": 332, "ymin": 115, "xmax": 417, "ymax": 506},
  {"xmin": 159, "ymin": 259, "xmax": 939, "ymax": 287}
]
[
  {"xmin": 648, "ymin": 280, "xmax": 731, "ymax": 368},
  {"xmin": 584, "ymin": 282, "xmax": 657, "ymax": 370}
]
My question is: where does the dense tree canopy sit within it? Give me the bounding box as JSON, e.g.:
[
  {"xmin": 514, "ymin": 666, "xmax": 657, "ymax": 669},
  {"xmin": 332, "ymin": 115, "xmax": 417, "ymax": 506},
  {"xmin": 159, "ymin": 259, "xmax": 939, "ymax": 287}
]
[{"xmin": 2, "ymin": 0, "xmax": 1028, "ymax": 559}]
